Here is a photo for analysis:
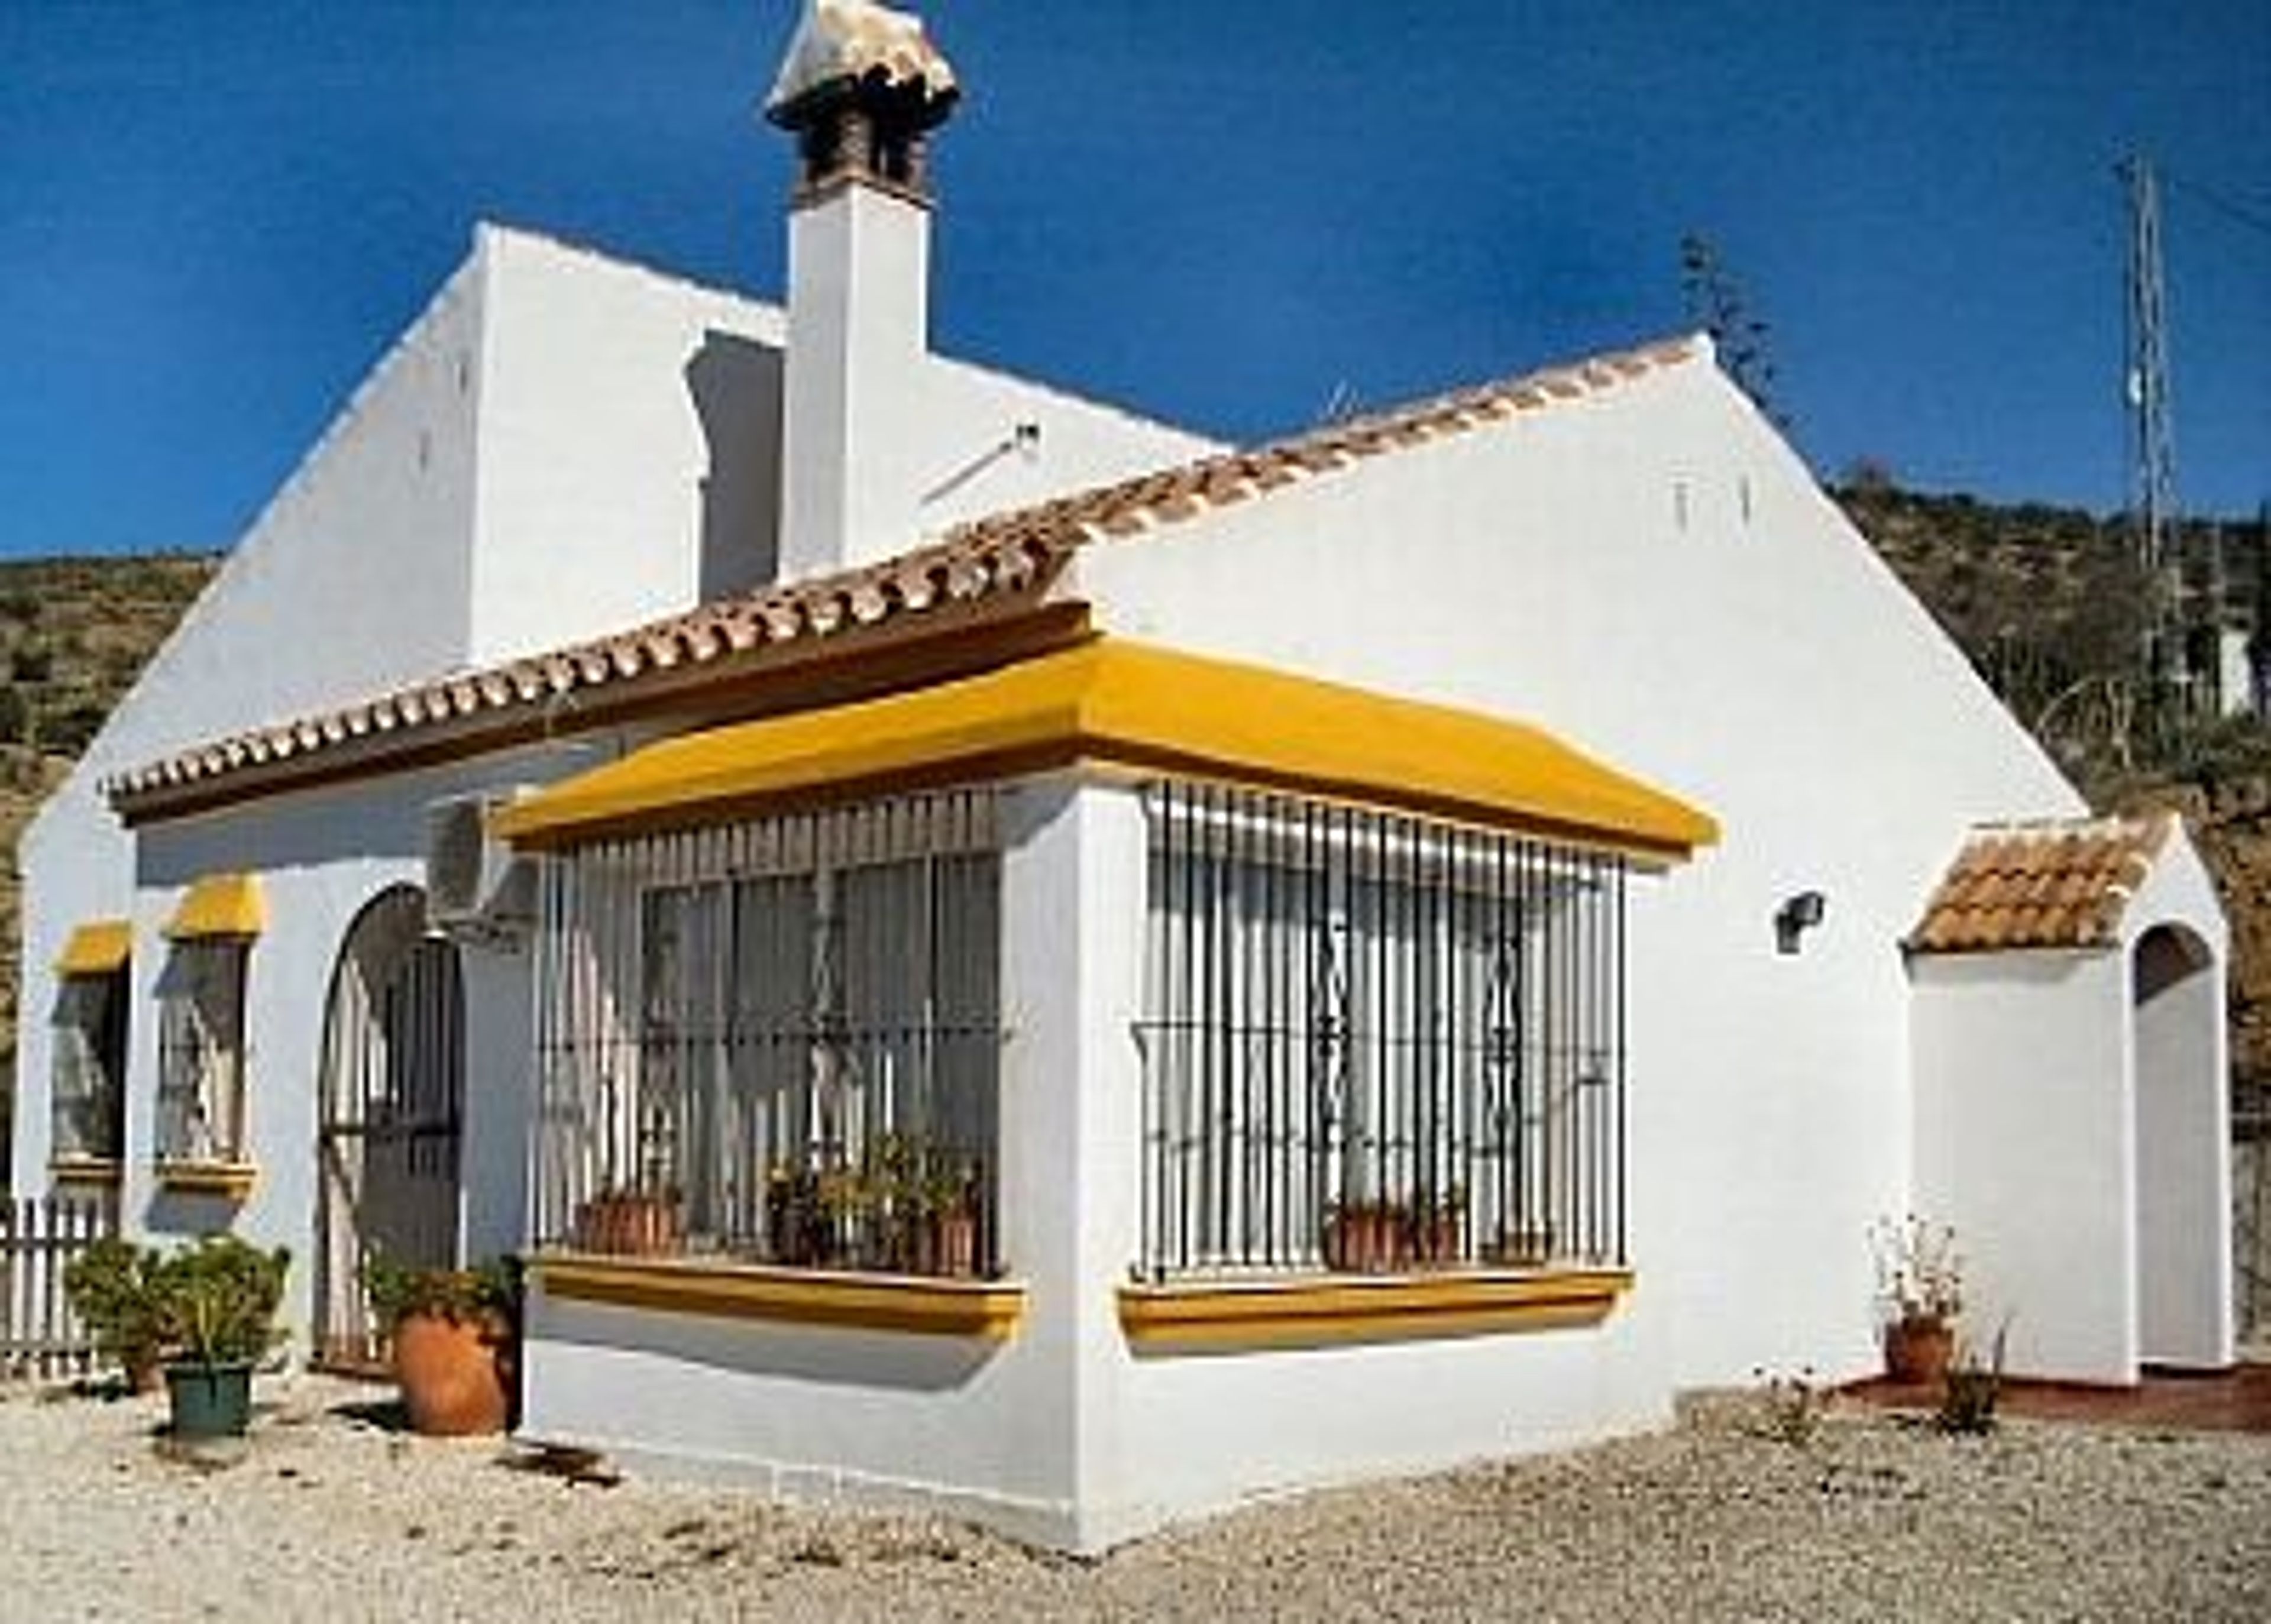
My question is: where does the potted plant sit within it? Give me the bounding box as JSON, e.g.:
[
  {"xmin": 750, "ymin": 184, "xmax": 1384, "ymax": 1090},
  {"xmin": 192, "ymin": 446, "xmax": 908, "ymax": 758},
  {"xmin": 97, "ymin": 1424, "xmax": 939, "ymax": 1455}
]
[
  {"xmin": 572, "ymin": 1183, "xmax": 684, "ymax": 1257},
  {"xmin": 765, "ymin": 1162, "xmax": 823, "ymax": 1265},
  {"xmin": 1871, "ymin": 1213, "xmax": 1963, "ymax": 1384},
  {"xmin": 1412, "ymin": 1188, "xmax": 1467, "ymax": 1268},
  {"xmin": 1489, "ymin": 1218, "xmax": 1557, "ymax": 1268},
  {"xmin": 363, "ymin": 1253, "xmax": 518, "ymax": 1436},
  {"xmin": 1324, "ymin": 1198, "xmax": 1409, "ymax": 1272},
  {"xmin": 920, "ymin": 1162, "xmax": 982, "ymax": 1279},
  {"xmin": 151, "ymin": 1235, "xmax": 289, "ymax": 1440},
  {"xmin": 64, "ymin": 1236, "xmax": 169, "ymax": 1393}
]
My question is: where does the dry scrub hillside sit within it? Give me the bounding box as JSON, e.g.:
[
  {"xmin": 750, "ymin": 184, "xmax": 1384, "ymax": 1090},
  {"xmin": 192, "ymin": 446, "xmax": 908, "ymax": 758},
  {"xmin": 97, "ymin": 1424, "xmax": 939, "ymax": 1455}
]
[
  {"xmin": 0, "ymin": 554, "xmax": 215, "ymax": 1157},
  {"xmin": 1841, "ymin": 483, "xmax": 2271, "ymax": 1091}
]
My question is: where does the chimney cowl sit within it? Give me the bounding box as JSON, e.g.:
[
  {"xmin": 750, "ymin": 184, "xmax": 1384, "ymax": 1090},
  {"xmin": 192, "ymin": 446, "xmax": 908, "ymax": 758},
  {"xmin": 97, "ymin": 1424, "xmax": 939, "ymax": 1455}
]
[{"xmin": 766, "ymin": 1, "xmax": 957, "ymax": 198}]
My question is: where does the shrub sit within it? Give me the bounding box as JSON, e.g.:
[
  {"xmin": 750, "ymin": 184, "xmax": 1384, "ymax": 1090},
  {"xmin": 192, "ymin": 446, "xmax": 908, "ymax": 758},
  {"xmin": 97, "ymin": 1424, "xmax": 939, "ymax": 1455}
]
[
  {"xmin": 361, "ymin": 1253, "xmax": 519, "ymax": 1334},
  {"xmin": 153, "ymin": 1236, "xmax": 290, "ymax": 1368},
  {"xmin": 1749, "ymin": 1364, "xmax": 1829, "ymax": 1447},
  {"xmin": 64, "ymin": 1237, "xmax": 169, "ymax": 1379},
  {"xmin": 1938, "ymin": 1324, "xmax": 2009, "ymax": 1435}
]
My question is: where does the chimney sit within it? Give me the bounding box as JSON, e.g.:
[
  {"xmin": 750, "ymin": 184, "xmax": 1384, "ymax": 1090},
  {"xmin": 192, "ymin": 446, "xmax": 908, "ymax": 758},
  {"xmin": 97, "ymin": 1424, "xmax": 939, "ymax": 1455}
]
[{"xmin": 765, "ymin": 1, "xmax": 959, "ymax": 582}]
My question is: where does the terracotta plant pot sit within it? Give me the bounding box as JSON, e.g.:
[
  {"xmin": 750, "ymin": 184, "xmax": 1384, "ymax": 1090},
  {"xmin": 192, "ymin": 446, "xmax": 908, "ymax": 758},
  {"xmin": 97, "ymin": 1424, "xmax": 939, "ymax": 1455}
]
[
  {"xmin": 393, "ymin": 1311, "xmax": 510, "ymax": 1436},
  {"xmin": 1884, "ymin": 1316, "xmax": 1955, "ymax": 1386},
  {"xmin": 1325, "ymin": 1205, "xmax": 1409, "ymax": 1272},
  {"xmin": 574, "ymin": 1192, "xmax": 684, "ymax": 1258}
]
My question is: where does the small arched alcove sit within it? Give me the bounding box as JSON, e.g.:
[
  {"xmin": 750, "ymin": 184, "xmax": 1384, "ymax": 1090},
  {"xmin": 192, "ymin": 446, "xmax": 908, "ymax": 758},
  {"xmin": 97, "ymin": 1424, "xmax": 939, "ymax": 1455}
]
[{"xmin": 2133, "ymin": 920, "xmax": 2230, "ymax": 1368}]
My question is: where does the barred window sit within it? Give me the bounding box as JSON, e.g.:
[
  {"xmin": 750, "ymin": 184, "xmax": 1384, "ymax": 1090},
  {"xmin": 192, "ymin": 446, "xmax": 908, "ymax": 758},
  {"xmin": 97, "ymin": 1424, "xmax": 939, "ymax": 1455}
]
[
  {"xmin": 51, "ymin": 966, "xmax": 129, "ymax": 1163},
  {"xmin": 1135, "ymin": 781, "xmax": 1628, "ymax": 1279},
  {"xmin": 535, "ymin": 790, "xmax": 1002, "ymax": 1277},
  {"xmin": 156, "ymin": 940, "xmax": 250, "ymax": 1165}
]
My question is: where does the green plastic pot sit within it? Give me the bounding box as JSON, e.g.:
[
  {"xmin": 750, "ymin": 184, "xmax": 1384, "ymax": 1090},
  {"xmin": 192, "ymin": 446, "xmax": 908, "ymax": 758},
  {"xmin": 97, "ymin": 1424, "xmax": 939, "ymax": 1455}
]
[{"xmin": 164, "ymin": 1361, "xmax": 255, "ymax": 1439}]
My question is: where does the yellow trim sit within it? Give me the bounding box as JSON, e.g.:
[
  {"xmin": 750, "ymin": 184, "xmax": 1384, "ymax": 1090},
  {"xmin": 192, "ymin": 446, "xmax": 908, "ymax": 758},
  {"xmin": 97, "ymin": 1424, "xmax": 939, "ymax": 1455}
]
[
  {"xmin": 532, "ymin": 1253, "xmax": 1027, "ymax": 1340},
  {"xmin": 152, "ymin": 1160, "xmax": 259, "ymax": 1200},
  {"xmin": 53, "ymin": 920, "xmax": 132, "ymax": 976},
  {"xmin": 496, "ymin": 639, "xmax": 1717, "ymax": 860},
  {"xmin": 47, "ymin": 1155, "xmax": 123, "ymax": 1188},
  {"xmin": 1118, "ymin": 1267, "xmax": 1633, "ymax": 1353},
  {"xmin": 164, "ymin": 874, "xmax": 266, "ymax": 940}
]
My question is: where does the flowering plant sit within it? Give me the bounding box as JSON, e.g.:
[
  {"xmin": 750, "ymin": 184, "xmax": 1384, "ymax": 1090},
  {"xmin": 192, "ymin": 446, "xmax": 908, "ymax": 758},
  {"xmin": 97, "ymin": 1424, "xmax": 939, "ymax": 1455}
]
[{"xmin": 1869, "ymin": 1213, "xmax": 1963, "ymax": 1325}]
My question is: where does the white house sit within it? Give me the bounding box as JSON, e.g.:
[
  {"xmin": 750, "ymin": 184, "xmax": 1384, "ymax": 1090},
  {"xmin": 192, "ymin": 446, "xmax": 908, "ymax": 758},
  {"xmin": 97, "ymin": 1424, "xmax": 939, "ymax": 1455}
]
[{"xmin": 12, "ymin": 0, "xmax": 2232, "ymax": 1552}]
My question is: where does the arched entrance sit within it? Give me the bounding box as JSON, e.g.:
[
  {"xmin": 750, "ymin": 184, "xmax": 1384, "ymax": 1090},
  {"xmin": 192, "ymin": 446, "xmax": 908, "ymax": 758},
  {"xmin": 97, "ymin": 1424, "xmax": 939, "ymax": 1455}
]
[
  {"xmin": 2133, "ymin": 921, "xmax": 2231, "ymax": 1369},
  {"xmin": 314, "ymin": 885, "xmax": 466, "ymax": 1370}
]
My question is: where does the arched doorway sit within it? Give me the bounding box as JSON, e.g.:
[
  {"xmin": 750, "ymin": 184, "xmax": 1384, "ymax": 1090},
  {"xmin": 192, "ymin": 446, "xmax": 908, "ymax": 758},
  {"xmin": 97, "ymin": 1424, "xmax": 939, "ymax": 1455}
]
[
  {"xmin": 314, "ymin": 886, "xmax": 466, "ymax": 1370},
  {"xmin": 2133, "ymin": 921, "xmax": 2231, "ymax": 1369}
]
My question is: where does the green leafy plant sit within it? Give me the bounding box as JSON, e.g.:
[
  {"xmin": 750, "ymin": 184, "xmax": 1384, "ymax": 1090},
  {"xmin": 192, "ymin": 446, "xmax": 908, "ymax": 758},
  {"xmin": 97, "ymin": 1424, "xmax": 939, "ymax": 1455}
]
[
  {"xmin": 151, "ymin": 1235, "xmax": 289, "ymax": 1369},
  {"xmin": 63, "ymin": 1236, "xmax": 170, "ymax": 1382},
  {"xmin": 361, "ymin": 1253, "xmax": 519, "ymax": 1334}
]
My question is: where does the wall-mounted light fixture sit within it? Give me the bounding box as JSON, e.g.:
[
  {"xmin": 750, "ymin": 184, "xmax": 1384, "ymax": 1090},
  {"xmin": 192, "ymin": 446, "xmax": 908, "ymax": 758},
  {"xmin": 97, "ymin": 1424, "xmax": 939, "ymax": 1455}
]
[{"xmin": 1775, "ymin": 891, "xmax": 1826, "ymax": 955}]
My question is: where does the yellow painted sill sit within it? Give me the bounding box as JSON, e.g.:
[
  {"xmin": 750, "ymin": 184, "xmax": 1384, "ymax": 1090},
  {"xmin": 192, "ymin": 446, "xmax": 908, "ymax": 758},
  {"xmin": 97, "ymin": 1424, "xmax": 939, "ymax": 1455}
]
[
  {"xmin": 1119, "ymin": 1266, "xmax": 1633, "ymax": 1353},
  {"xmin": 530, "ymin": 1252, "xmax": 1027, "ymax": 1341},
  {"xmin": 152, "ymin": 1160, "xmax": 259, "ymax": 1200},
  {"xmin": 47, "ymin": 1154, "xmax": 123, "ymax": 1188}
]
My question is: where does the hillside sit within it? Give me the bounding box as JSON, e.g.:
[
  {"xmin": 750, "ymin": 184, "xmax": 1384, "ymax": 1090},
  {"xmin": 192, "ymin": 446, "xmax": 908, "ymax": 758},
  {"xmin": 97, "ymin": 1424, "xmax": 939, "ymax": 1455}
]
[
  {"xmin": 1840, "ymin": 481, "xmax": 2271, "ymax": 1091},
  {"xmin": 0, "ymin": 554, "xmax": 217, "ymax": 1155}
]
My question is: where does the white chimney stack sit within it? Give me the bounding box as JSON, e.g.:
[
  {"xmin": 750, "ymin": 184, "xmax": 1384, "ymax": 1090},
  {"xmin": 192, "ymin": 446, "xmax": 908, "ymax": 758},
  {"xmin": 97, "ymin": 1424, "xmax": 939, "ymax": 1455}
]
[{"xmin": 765, "ymin": 1, "xmax": 959, "ymax": 582}]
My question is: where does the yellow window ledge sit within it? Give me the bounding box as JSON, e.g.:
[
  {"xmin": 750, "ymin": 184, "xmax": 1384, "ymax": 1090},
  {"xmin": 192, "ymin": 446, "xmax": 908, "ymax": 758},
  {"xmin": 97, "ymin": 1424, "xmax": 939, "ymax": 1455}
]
[
  {"xmin": 1119, "ymin": 1267, "xmax": 1634, "ymax": 1353},
  {"xmin": 152, "ymin": 1160, "xmax": 259, "ymax": 1200},
  {"xmin": 48, "ymin": 1154, "xmax": 123, "ymax": 1188},
  {"xmin": 530, "ymin": 1253, "xmax": 1028, "ymax": 1341}
]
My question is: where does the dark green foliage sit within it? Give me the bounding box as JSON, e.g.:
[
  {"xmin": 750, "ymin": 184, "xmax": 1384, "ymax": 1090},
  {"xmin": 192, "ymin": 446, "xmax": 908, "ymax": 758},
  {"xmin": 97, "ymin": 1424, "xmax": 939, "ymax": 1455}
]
[
  {"xmin": 361, "ymin": 1252, "xmax": 520, "ymax": 1333},
  {"xmin": 151, "ymin": 1235, "xmax": 290, "ymax": 1368},
  {"xmin": 64, "ymin": 1236, "xmax": 170, "ymax": 1377},
  {"xmin": 66, "ymin": 1233, "xmax": 289, "ymax": 1373}
]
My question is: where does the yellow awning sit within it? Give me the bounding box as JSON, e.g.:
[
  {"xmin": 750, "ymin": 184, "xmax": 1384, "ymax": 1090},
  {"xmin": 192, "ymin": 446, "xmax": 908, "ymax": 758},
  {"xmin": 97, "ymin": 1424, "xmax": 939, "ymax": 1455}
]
[
  {"xmin": 54, "ymin": 920, "xmax": 132, "ymax": 977},
  {"xmin": 164, "ymin": 873, "xmax": 267, "ymax": 940},
  {"xmin": 495, "ymin": 638, "xmax": 1719, "ymax": 862}
]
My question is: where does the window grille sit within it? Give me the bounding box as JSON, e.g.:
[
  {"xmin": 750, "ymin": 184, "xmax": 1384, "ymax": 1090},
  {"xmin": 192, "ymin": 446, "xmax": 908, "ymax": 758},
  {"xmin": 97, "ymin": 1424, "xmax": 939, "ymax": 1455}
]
[
  {"xmin": 51, "ymin": 968, "xmax": 128, "ymax": 1162},
  {"xmin": 533, "ymin": 789, "xmax": 1003, "ymax": 1277},
  {"xmin": 156, "ymin": 941, "xmax": 250, "ymax": 1164},
  {"xmin": 1134, "ymin": 780, "xmax": 1628, "ymax": 1280}
]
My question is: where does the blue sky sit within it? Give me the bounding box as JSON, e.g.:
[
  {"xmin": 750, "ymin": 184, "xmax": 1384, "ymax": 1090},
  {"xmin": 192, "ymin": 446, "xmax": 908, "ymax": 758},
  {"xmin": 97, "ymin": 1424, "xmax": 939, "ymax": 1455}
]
[{"xmin": 2, "ymin": 1, "xmax": 2266, "ymax": 558}]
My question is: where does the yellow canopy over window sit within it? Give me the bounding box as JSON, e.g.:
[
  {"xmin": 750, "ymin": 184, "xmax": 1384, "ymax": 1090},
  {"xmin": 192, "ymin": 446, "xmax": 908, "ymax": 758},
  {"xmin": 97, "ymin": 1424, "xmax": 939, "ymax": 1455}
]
[
  {"xmin": 54, "ymin": 919, "xmax": 132, "ymax": 977},
  {"xmin": 494, "ymin": 638, "xmax": 1719, "ymax": 863},
  {"xmin": 164, "ymin": 873, "xmax": 267, "ymax": 940}
]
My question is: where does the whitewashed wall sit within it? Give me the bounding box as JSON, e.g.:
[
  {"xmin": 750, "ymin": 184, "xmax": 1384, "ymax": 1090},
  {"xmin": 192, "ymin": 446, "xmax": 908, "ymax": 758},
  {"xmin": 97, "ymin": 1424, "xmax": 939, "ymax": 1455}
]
[
  {"xmin": 109, "ymin": 743, "xmax": 596, "ymax": 1345},
  {"xmin": 10, "ymin": 247, "xmax": 491, "ymax": 1192},
  {"xmin": 1911, "ymin": 950, "xmax": 2133, "ymax": 1380},
  {"xmin": 1073, "ymin": 352, "xmax": 2086, "ymax": 1390},
  {"xmin": 520, "ymin": 777, "xmax": 1101, "ymax": 1548},
  {"xmin": 14, "ymin": 220, "xmax": 1212, "ymax": 1196}
]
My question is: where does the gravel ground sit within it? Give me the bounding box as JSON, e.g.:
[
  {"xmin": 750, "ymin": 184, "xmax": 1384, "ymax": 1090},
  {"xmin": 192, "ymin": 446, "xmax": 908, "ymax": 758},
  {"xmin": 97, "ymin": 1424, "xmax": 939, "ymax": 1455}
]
[{"xmin": 4, "ymin": 1376, "xmax": 2269, "ymax": 1622}]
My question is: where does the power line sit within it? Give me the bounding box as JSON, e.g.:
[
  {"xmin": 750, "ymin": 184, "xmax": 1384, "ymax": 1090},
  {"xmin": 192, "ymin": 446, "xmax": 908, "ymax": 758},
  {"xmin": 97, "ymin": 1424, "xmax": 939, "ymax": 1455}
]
[{"xmin": 2161, "ymin": 167, "xmax": 2271, "ymax": 247}]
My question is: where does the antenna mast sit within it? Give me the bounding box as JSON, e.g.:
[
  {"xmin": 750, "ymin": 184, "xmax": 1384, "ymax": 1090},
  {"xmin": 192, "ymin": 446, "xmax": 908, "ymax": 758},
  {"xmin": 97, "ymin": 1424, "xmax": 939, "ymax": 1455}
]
[{"xmin": 2121, "ymin": 154, "xmax": 2187, "ymax": 709}]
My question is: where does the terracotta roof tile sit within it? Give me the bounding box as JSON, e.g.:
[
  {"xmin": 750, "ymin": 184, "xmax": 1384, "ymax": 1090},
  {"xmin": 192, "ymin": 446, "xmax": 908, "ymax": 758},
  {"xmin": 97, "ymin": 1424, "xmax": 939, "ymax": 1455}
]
[
  {"xmin": 108, "ymin": 334, "xmax": 1703, "ymax": 811},
  {"xmin": 1909, "ymin": 813, "xmax": 2176, "ymax": 954}
]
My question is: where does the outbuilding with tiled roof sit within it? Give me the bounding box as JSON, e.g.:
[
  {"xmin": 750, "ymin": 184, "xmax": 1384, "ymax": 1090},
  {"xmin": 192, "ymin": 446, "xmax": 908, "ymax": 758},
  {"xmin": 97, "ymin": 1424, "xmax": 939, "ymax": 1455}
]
[{"xmin": 1907, "ymin": 808, "xmax": 2231, "ymax": 1386}]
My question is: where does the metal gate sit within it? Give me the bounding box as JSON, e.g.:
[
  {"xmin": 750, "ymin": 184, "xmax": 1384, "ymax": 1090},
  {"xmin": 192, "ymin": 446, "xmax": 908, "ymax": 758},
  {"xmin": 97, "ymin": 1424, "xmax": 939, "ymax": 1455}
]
[{"xmin": 314, "ymin": 886, "xmax": 465, "ymax": 1371}]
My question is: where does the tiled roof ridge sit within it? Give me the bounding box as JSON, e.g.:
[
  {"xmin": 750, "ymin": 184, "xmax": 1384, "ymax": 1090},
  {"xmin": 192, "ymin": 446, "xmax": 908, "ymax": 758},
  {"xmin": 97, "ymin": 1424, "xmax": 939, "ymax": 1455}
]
[
  {"xmin": 108, "ymin": 331, "xmax": 1704, "ymax": 807},
  {"xmin": 934, "ymin": 334, "xmax": 1703, "ymax": 553},
  {"xmin": 104, "ymin": 523, "xmax": 1065, "ymax": 801}
]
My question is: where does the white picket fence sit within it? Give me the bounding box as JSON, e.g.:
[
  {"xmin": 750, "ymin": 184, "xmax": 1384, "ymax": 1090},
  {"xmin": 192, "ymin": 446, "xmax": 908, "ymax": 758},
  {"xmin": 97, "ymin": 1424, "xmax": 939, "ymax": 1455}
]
[{"xmin": 0, "ymin": 1193, "xmax": 119, "ymax": 1382}]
